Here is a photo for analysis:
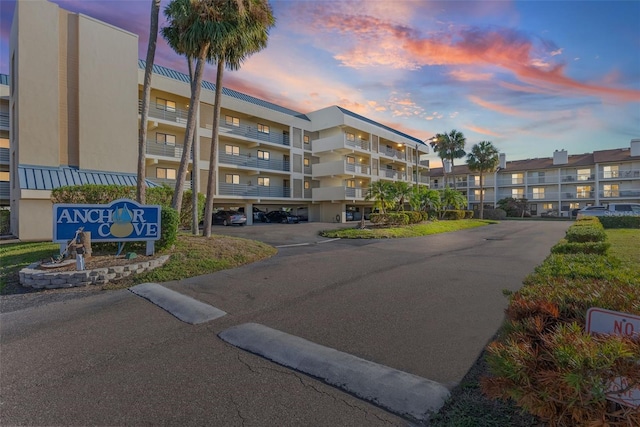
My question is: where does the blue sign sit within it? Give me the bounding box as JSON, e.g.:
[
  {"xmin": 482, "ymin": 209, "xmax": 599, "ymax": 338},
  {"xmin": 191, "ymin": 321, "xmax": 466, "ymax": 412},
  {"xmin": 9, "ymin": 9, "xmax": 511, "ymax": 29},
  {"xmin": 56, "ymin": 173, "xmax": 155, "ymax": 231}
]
[{"xmin": 53, "ymin": 199, "xmax": 161, "ymax": 243}]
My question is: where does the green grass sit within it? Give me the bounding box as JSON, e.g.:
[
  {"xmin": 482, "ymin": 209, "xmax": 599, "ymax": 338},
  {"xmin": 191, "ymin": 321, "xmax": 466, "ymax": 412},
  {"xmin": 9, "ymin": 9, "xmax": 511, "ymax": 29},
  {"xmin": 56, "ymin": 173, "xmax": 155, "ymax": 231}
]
[
  {"xmin": 320, "ymin": 219, "xmax": 497, "ymax": 239},
  {"xmin": 606, "ymin": 228, "xmax": 640, "ymax": 265},
  {"xmin": 0, "ymin": 241, "xmax": 60, "ymax": 293}
]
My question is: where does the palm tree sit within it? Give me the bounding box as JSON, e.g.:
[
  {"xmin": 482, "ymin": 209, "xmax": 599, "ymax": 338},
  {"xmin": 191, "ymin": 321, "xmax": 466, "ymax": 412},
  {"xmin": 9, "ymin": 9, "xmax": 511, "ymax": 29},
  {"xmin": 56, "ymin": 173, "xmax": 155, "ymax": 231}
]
[
  {"xmin": 430, "ymin": 130, "xmax": 466, "ymax": 188},
  {"xmin": 163, "ymin": 0, "xmax": 224, "ymax": 217},
  {"xmin": 439, "ymin": 187, "xmax": 467, "ymax": 218},
  {"xmin": 467, "ymin": 141, "xmax": 500, "ymax": 219},
  {"xmin": 203, "ymin": 0, "xmax": 275, "ymax": 237},
  {"xmin": 391, "ymin": 181, "xmax": 412, "ymax": 212},
  {"xmin": 409, "ymin": 185, "xmax": 441, "ymax": 216},
  {"xmin": 137, "ymin": 0, "xmax": 161, "ymax": 204},
  {"xmin": 365, "ymin": 181, "xmax": 393, "ymax": 214}
]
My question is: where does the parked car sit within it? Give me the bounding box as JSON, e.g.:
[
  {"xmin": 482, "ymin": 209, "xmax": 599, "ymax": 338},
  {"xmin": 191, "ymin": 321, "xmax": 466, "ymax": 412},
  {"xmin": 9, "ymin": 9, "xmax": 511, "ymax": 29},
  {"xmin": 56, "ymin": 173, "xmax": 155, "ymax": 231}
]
[
  {"xmin": 212, "ymin": 210, "xmax": 247, "ymax": 226},
  {"xmin": 572, "ymin": 205, "xmax": 605, "ymax": 218},
  {"xmin": 263, "ymin": 211, "xmax": 299, "ymax": 224},
  {"xmin": 577, "ymin": 203, "xmax": 640, "ymax": 218},
  {"xmin": 238, "ymin": 207, "xmax": 265, "ymax": 222}
]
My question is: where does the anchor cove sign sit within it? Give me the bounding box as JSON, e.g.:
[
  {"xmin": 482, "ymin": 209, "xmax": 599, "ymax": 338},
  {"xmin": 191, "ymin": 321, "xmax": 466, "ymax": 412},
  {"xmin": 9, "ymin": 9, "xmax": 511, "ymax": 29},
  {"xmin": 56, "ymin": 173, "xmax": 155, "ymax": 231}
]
[{"xmin": 53, "ymin": 199, "xmax": 161, "ymax": 243}]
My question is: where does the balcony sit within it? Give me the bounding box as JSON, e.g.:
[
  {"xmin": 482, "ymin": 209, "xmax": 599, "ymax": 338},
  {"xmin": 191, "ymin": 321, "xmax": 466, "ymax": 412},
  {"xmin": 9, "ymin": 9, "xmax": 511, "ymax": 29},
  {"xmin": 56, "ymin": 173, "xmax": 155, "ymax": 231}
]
[
  {"xmin": 526, "ymin": 191, "xmax": 559, "ymax": 200},
  {"xmin": 139, "ymin": 100, "xmax": 189, "ymax": 125},
  {"xmin": 600, "ymin": 190, "xmax": 640, "ymax": 198},
  {"xmin": 219, "ymin": 122, "xmax": 290, "ymax": 147},
  {"xmin": 312, "ymin": 134, "xmax": 369, "ymax": 154},
  {"xmin": 146, "ymin": 140, "xmax": 187, "ymax": 159},
  {"xmin": 527, "ymin": 176, "xmax": 558, "ymax": 185},
  {"xmin": 600, "ymin": 169, "xmax": 640, "ymax": 180},
  {"xmin": 0, "ymin": 147, "xmax": 8, "ymax": 164},
  {"xmin": 313, "ymin": 160, "xmax": 369, "ymax": 178},
  {"xmin": 0, "ymin": 181, "xmax": 8, "ymax": 199},
  {"xmin": 0, "ymin": 112, "xmax": 8, "ymax": 129},
  {"xmin": 563, "ymin": 191, "xmax": 595, "ymax": 199},
  {"xmin": 219, "ymin": 183, "xmax": 290, "ymax": 198},
  {"xmin": 312, "ymin": 186, "xmax": 365, "ymax": 201},
  {"xmin": 496, "ymin": 177, "xmax": 525, "ymax": 186},
  {"xmin": 380, "ymin": 146, "xmax": 405, "ymax": 160},
  {"xmin": 378, "ymin": 169, "xmax": 406, "ymax": 181},
  {"xmin": 147, "ymin": 178, "xmax": 191, "ymax": 190},
  {"xmin": 219, "ymin": 152, "xmax": 290, "ymax": 173}
]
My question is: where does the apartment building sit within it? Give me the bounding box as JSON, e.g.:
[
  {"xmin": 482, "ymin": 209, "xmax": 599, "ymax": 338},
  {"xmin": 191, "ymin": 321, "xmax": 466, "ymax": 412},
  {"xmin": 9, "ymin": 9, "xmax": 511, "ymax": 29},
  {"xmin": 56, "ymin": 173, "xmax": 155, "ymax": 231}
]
[
  {"xmin": 6, "ymin": 0, "xmax": 429, "ymax": 240},
  {"xmin": 0, "ymin": 75, "xmax": 8, "ymax": 208},
  {"xmin": 430, "ymin": 141, "xmax": 640, "ymax": 217}
]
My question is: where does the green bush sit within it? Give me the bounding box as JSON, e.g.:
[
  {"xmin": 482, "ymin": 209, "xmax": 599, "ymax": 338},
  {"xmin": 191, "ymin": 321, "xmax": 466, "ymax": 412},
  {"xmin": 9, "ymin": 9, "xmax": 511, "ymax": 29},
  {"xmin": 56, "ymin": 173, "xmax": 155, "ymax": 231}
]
[
  {"xmin": 0, "ymin": 209, "xmax": 9, "ymax": 235},
  {"xmin": 573, "ymin": 216, "xmax": 602, "ymax": 227},
  {"xmin": 157, "ymin": 207, "xmax": 178, "ymax": 251},
  {"xmin": 565, "ymin": 225, "xmax": 607, "ymax": 243},
  {"xmin": 550, "ymin": 239, "xmax": 610, "ymax": 255},
  {"xmin": 477, "ymin": 208, "xmax": 506, "ymax": 220},
  {"xmin": 599, "ymin": 216, "xmax": 640, "ymax": 229},
  {"xmin": 406, "ymin": 211, "xmax": 423, "ymax": 224},
  {"xmin": 442, "ymin": 210, "xmax": 466, "ymax": 220},
  {"xmin": 369, "ymin": 212, "xmax": 409, "ymax": 225}
]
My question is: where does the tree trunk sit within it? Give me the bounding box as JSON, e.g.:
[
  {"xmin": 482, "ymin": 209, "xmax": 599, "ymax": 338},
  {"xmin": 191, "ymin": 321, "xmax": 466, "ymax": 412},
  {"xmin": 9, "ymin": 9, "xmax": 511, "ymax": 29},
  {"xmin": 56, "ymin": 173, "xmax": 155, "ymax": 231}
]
[
  {"xmin": 479, "ymin": 171, "xmax": 484, "ymax": 219},
  {"xmin": 191, "ymin": 132, "xmax": 199, "ymax": 234},
  {"xmin": 203, "ymin": 60, "xmax": 225, "ymax": 238},
  {"xmin": 171, "ymin": 46, "xmax": 208, "ymax": 214},
  {"xmin": 137, "ymin": 0, "xmax": 161, "ymax": 204}
]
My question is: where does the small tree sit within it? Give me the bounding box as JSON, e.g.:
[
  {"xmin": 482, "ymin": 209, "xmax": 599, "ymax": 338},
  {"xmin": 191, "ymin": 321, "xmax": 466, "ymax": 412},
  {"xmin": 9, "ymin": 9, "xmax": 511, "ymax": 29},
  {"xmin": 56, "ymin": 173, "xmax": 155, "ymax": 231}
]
[
  {"xmin": 466, "ymin": 141, "xmax": 500, "ymax": 219},
  {"xmin": 439, "ymin": 187, "xmax": 467, "ymax": 218},
  {"xmin": 365, "ymin": 181, "xmax": 394, "ymax": 214},
  {"xmin": 430, "ymin": 130, "xmax": 466, "ymax": 187}
]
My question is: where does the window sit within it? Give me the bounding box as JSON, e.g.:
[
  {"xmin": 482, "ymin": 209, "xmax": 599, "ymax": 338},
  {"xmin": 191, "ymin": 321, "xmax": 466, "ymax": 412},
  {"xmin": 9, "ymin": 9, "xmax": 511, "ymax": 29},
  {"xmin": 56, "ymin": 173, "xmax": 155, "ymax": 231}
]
[
  {"xmin": 0, "ymin": 171, "xmax": 9, "ymax": 181},
  {"xmin": 303, "ymin": 158, "xmax": 310, "ymax": 167},
  {"xmin": 346, "ymin": 132, "xmax": 355, "ymax": 142},
  {"xmin": 258, "ymin": 177, "xmax": 270, "ymax": 186},
  {"xmin": 346, "ymin": 156, "xmax": 355, "ymax": 164},
  {"xmin": 511, "ymin": 173, "xmax": 524, "ymax": 185},
  {"xmin": 157, "ymin": 133, "xmax": 176, "ymax": 145},
  {"xmin": 225, "ymin": 115, "xmax": 240, "ymax": 127},
  {"xmin": 603, "ymin": 165, "xmax": 619, "ymax": 179},
  {"xmin": 532, "ymin": 187, "xmax": 545, "ymax": 200},
  {"xmin": 346, "ymin": 179, "xmax": 355, "ymax": 188},
  {"xmin": 569, "ymin": 202, "xmax": 580, "ymax": 209},
  {"xmin": 156, "ymin": 168, "xmax": 176, "ymax": 179},
  {"xmin": 225, "ymin": 174, "xmax": 240, "ymax": 184},
  {"xmin": 577, "ymin": 168, "xmax": 591, "ymax": 181},
  {"xmin": 603, "ymin": 184, "xmax": 619, "ymax": 197},
  {"xmin": 304, "ymin": 181, "xmax": 310, "ymax": 189},
  {"xmin": 257, "ymin": 150, "xmax": 270, "ymax": 160},
  {"xmin": 474, "ymin": 189, "xmax": 485, "ymax": 199},
  {"xmin": 512, "ymin": 188, "xmax": 524, "ymax": 198},
  {"xmin": 225, "ymin": 145, "xmax": 240, "ymax": 156},
  {"xmin": 258, "ymin": 124, "xmax": 270, "ymax": 134},
  {"xmin": 576, "ymin": 185, "xmax": 592, "ymax": 198},
  {"xmin": 157, "ymin": 98, "xmax": 176, "ymax": 112},
  {"xmin": 0, "ymin": 137, "xmax": 8, "ymax": 149},
  {"xmin": 304, "ymin": 135, "xmax": 310, "ymax": 144},
  {"xmin": 543, "ymin": 203, "xmax": 554, "ymax": 210},
  {"xmin": 472, "ymin": 175, "xmax": 480, "ymax": 186}
]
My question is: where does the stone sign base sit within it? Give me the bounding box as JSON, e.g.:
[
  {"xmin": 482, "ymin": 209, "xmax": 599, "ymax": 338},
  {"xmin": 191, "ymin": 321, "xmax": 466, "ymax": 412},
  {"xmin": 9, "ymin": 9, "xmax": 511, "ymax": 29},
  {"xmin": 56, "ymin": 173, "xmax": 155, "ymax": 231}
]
[{"xmin": 20, "ymin": 255, "xmax": 170, "ymax": 289}]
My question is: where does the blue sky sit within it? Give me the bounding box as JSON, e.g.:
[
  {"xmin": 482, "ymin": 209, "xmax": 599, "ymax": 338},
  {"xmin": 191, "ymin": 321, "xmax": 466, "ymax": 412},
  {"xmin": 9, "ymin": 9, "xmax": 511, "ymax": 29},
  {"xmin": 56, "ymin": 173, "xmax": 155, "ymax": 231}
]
[{"xmin": 1, "ymin": 0, "xmax": 639, "ymax": 167}]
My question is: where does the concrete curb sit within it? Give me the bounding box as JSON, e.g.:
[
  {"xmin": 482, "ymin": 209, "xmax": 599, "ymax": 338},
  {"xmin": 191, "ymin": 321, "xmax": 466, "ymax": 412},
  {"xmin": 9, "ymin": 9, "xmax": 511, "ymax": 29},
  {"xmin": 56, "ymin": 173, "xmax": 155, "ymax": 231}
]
[
  {"xmin": 129, "ymin": 283, "xmax": 226, "ymax": 324},
  {"xmin": 218, "ymin": 322, "xmax": 450, "ymax": 422}
]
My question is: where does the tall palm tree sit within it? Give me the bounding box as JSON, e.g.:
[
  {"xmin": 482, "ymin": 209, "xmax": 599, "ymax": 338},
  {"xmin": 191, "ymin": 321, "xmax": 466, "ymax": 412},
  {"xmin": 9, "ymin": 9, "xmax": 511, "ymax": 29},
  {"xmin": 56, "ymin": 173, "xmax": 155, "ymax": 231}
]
[
  {"xmin": 365, "ymin": 180, "xmax": 393, "ymax": 214},
  {"xmin": 203, "ymin": 0, "xmax": 275, "ymax": 237},
  {"xmin": 391, "ymin": 181, "xmax": 412, "ymax": 211},
  {"xmin": 162, "ymin": 0, "xmax": 213, "ymax": 216},
  {"xmin": 137, "ymin": 0, "xmax": 161, "ymax": 204},
  {"xmin": 467, "ymin": 141, "xmax": 500, "ymax": 219},
  {"xmin": 430, "ymin": 130, "xmax": 466, "ymax": 188}
]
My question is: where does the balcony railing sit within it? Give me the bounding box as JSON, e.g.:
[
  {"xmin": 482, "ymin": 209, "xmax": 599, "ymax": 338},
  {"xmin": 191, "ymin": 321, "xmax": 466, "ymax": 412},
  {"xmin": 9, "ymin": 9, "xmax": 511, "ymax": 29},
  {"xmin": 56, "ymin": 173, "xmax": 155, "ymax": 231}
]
[
  {"xmin": 219, "ymin": 183, "xmax": 290, "ymax": 198},
  {"xmin": 345, "ymin": 187, "xmax": 365, "ymax": 198},
  {"xmin": 147, "ymin": 178, "xmax": 191, "ymax": 190},
  {"xmin": 379, "ymin": 169, "xmax": 406, "ymax": 180},
  {"xmin": 219, "ymin": 152, "xmax": 290, "ymax": 172},
  {"xmin": 345, "ymin": 138, "xmax": 370, "ymax": 151},
  {"xmin": 345, "ymin": 162, "xmax": 370, "ymax": 175},
  {"xmin": 600, "ymin": 190, "xmax": 640, "ymax": 198},
  {"xmin": 139, "ymin": 100, "xmax": 189, "ymax": 124},
  {"xmin": 381, "ymin": 146, "xmax": 405, "ymax": 160},
  {"xmin": 0, "ymin": 181, "xmax": 8, "ymax": 199},
  {"xmin": 219, "ymin": 122, "xmax": 290, "ymax": 147},
  {"xmin": 600, "ymin": 169, "xmax": 640, "ymax": 179},
  {"xmin": 0, "ymin": 147, "xmax": 8, "ymax": 164},
  {"xmin": 527, "ymin": 176, "xmax": 558, "ymax": 185},
  {"xmin": 312, "ymin": 186, "xmax": 365, "ymax": 201},
  {"xmin": 146, "ymin": 140, "xmax": 188, "ymax": 159},
  {"xmin": 0, "ymin": 113, "xmax": 8, "ymax": 129}
]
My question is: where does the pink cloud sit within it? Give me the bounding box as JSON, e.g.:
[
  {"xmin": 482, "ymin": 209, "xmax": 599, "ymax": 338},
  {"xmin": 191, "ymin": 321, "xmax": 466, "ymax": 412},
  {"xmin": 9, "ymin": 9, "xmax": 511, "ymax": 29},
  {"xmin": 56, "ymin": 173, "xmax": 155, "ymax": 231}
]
[
  {"xmin": 448, "ymin": 69, "xmax": 493, "ymax": 82},
  {"xmin": 465, "ymin": 125, "xmax": 501, "ymax": 137},
  {"xmin": 468, "ymin": 95, "xmax": 529, "ymax": 117}
]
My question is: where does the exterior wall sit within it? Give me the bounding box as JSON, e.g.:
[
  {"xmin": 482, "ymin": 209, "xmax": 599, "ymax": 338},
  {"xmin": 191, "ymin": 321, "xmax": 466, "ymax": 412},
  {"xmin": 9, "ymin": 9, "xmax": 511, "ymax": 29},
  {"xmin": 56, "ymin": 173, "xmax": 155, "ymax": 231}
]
[
  {"xmin": 17, "ymin": 195, "xmax": 53, "ymax": 241},
  {"xmin": 77, "ymin": 14, "xmax": 138, "ymax": 173}
]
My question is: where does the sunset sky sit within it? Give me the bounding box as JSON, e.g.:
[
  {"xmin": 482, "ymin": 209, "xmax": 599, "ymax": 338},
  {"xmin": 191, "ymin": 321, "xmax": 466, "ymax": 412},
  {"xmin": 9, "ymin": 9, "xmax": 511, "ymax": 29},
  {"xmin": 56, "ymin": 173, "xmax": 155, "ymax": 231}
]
[{"xmin": 1, "ymin": 0, "xmax": 639, "ymax": 167}]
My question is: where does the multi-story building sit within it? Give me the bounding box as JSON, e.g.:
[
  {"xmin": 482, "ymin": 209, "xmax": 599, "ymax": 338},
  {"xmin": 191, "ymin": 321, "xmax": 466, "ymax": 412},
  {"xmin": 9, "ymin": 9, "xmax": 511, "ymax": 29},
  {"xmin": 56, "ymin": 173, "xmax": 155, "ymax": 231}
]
[
  {"xmin": 430, "ymin": 141, "xmax": 640, "ymax": 217},
  {"xmin": 0, "ymin": 74, "xmax": 9, "ymax": 209},
  {"xmin": 6, "ymin": 0, "xmax": 429, "ymax": 241}
]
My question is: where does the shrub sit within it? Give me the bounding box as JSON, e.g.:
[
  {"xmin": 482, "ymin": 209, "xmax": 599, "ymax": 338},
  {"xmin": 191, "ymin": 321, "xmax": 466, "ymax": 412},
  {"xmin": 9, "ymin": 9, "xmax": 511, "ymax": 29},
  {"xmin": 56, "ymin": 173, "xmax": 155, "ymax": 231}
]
[
  {"xmin": 0, "ymin": 209, "xmax": 9, "ymax": 235},
  {"xmin": 406, "ymin": 211, "xmax": 423, "ymax": 224},
  {"xmin": 369, "ymin": 212, "xmax": 409, "ymax": 225},
  {"xmin": 573, "ymin": 216, "xmax": 602, "ymax": 227},
  {"xmin": 157, "ymin": 207, "xmax": 178, "ymax": 251},
  {"xmin": 565, "ymin": 225, "xmax": 607, "ymax": 243},
  {"xmin": 550, "ymin": 239, "xmax": 610, "ymax": 255},
  {"xmin": 599, "ymin": 216, "xmax": 640, "ymax": 229},
  {"xmin": 479, "ymin": 208, "xmax": 507, "ymax": 220},
  {"xmin": 442, "ymin": 210, "xmax": 466, "ymax": 220}
]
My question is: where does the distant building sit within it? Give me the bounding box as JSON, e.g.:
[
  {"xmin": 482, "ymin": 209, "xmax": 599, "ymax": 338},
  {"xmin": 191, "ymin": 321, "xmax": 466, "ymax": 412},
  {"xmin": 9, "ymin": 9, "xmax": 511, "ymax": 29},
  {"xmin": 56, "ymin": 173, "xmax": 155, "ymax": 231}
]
[
  {"xmin": 5, "ymin": 0, "xmax": 429, "ymax": 241},
  {"xmin": 429, "ymin": 141, "xmax": 640, "ymax": 217}
]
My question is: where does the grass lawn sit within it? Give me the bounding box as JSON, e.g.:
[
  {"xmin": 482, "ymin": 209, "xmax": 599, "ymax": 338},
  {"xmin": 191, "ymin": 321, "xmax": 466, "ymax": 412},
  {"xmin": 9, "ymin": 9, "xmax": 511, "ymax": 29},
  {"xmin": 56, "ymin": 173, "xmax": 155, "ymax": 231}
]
[{"xmin": 320, "ymin": 219, "xmax": 497, "ymax": 239}]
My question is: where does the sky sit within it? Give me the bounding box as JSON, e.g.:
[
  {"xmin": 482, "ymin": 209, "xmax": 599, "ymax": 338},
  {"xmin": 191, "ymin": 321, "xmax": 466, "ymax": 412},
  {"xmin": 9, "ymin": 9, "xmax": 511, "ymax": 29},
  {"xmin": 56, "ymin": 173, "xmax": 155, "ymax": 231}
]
[{"xmin": 1, "ymin": 0, "xmax": 639, "ymax": 167}]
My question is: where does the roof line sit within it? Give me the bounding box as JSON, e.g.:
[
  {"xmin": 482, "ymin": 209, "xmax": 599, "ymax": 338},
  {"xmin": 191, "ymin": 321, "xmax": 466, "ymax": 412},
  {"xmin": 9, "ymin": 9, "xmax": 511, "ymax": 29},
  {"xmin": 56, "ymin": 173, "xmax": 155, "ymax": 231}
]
[{"xmin": 336, "ymin": 106, "xmax": 424, "ymax": 145}]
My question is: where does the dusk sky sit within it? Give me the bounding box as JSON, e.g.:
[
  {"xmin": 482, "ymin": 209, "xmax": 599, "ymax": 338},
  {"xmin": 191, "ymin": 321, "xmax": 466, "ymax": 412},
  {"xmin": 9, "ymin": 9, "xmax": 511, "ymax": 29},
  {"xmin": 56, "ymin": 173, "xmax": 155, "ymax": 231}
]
[{"xmin": 1, "ymin": 0, "xmax": 639, "ymax": 167}]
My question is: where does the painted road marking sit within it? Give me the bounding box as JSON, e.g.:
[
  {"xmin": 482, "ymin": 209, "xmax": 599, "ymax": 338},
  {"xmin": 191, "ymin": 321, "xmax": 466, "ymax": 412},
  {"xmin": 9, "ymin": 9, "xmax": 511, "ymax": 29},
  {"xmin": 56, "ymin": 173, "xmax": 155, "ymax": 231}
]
[
  {"xmin": 218, "ymin": 322, "xmax": 450, "ymax": 422},
  {"xmin": 129, "ymin": 283, "xmax": 226, "ymax": 324}
]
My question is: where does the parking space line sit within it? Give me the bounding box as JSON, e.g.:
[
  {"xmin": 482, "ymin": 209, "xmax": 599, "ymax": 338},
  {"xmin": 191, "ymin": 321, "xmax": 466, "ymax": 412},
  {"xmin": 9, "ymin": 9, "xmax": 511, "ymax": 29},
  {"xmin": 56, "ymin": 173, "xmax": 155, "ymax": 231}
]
[
  {"xmin": 218, "ymin": 322, "xmax": 450, "ymax": 422},
  {"xmin": 129, "ymin": 283, "xmax": 226, "ymax": 324}
]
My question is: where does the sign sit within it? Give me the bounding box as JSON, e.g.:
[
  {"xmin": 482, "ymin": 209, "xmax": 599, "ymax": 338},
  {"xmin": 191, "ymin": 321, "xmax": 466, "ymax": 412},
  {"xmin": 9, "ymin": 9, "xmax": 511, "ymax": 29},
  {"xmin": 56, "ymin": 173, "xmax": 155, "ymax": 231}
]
[
  {"xmin": 53, "ymin": 199, "xmax": 161, "ymax": 243},
  {"xmin": 586, "ymin": 307, "xmax": 640, "ymax": 409}
]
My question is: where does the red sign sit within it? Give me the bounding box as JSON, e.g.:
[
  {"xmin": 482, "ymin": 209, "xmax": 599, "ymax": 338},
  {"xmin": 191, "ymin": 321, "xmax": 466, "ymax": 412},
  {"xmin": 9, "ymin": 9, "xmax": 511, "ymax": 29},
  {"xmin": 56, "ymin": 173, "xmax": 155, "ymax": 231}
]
[{"xmin": 586, "ymin": 307, "xmax": 640, "ymax": 409}]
